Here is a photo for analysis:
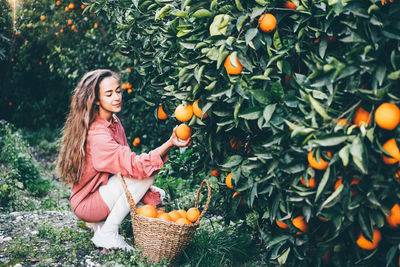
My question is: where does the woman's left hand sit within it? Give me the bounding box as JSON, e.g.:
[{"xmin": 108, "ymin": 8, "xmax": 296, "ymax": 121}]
[{"xmin": 168, "ymin": 125, "xmax": 192, "ymax": 147}]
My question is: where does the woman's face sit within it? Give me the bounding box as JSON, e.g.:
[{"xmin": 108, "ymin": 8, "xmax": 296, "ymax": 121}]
[{"xmin": 96, "ymin": 76, "xmax": 122, "ymax": 119}]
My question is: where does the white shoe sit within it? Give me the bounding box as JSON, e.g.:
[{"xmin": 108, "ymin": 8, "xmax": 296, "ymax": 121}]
[{"xmin": 91, "ymin": 229, "xmax": 134, "ymax": 252}]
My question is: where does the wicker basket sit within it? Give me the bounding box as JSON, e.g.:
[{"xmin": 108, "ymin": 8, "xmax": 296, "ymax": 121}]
[{"xmin": 118, "ymin": 173, "xmax": 211, "ymax": 264}]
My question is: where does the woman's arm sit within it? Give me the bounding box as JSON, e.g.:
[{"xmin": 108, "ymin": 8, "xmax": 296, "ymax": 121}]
[{"xmin": 153, "ymin": 125, "xmax": 192, "ymax": 157}]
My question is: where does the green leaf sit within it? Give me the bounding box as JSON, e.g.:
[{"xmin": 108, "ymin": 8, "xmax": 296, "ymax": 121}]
[
  {"xmin": 209, "ymin": 14, "xmax": 231, "ymax": 36},
  {"xmin": 338, "ymin": 144, "xmax": 350, "ymax": 166},
  {"xmin": 238, "ymin": 107, "xmax": 263, "ymax": 120},
  {"xmin": 358, "ymin": 210, "xmax": 373, "ymax": 242},
  {"xmin": 245, "ymin": 28, "xmax": 258, "ymax": 45},
  {"xmin": 277, "ymin": 247, "xmax": 290, "ymax": 265},
  {"xmin": 319, "ymin": 183, "xmax": 342, "ymax": 211},
  {"xmin": 220, "ymin": 155, "xmax": 243, "ymax": 168},
  {"xmin": 375, "ymin": 65, "xmax": 386, "ymax": 86},
  {"xmin": 252, "ymin": 90, "xmax": 270, "ymax": 105},
  {"xmin": 263, "ymin": 104, "xmax": 276, "ymax": 124},
  {"xmin": 388, "ymin": 70, "xmax": 400, "ymax": 80},
  {"xmin": 350, "ymin": 137, "xmax": 367, "ymax": 174},
  {"xmin": 192, "ymin": 9, "xmax": 212, "ymax": 18},
  {"xmin": 273, "ymin": 30, "xmax": 282, "ymax": 51},
  {"xmin": 315, "ymin": 166, "xmax": 330, "ymax": 202},
  {"xmin": 307, "ymin": 94, "xmax": 332, "ymax": 121},
  {"xmin": 310, "ymin": 135, "xmax": 350, "ymax": 147}
]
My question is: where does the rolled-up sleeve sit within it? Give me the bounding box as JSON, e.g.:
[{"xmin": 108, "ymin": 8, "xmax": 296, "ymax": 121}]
[{"xmin": 89, "ymin": 131, "xmax": 167, "ymax": 179}]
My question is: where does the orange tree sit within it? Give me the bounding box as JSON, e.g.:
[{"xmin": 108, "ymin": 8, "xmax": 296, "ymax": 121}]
[
  {"xmin": 0, "ymin": 0, "xmax": 130, "ymax": 130},
  {"xmin": 96, "ymin": 0, "xmax": 400, "ymax": 265}
]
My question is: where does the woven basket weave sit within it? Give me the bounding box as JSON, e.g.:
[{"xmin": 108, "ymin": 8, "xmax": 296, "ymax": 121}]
[{"xmin": 118, "ymin": 173, "xmax": 211, "ymax": 264}]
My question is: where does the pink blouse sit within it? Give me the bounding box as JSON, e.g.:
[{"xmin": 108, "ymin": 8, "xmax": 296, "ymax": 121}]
[{"xmin": 69, "ymin": 114, "xmax": 167, "ymax": 222}]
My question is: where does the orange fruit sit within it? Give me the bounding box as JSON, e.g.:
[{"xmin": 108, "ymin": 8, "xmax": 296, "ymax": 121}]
[
  {"xmin": 175, "ymin": 103, "xmax": 193, "ymax": 122},
  {"xmin": 68, "ymin": 2, "xmax": 74, "ymax": 9},
  {"xmin": 186, "ymin": 207, "xmax": 200, "ymax": 222},
  {"xmin": 176, "ymin": 217, "xmax": 192, "ymax": 225},
  {"xmin": 284, "ymin": 1, "xmax": 297, "ymax": 9},
  {"xmin": 65, "ymin": 6, "xmax": 69, "ymax": 11},
  {"xmin": 334, "ymin": 177, "xmax": 343, "ymax": 190},
  {"xmin": 232, "ymin": 192, "xmax": 240, "ymax": 198},
  {"xmin": 356, "ymin": 229, "xmax": 381, "ymax": 250},
  {"xmin": 40, "ymin": 15, "xmax": 45, "ymax": 21},
  {"xmin": 137, "ymin": 204, "xmax": 157, "ymax": 218},
  {"xmin": 258, "ymin": 14, "xmax": 277, "ymax": 33},
  {"xmin": 276, "ymin": 219, "xmax": 289, "ymax": 229},
  {"xmin": 71, "ymin": 25, "xmax": 77, "ymax": 31},
  {"xmin": 176, "ymin": 123, "xmax": 191, "ymax": 140},
  {"xmin": 374, "ymin": 103, "xmax": 400, "ymax": 130},
  {"xmin": 94, "ymin": 23, "xmax": 98, "ymax": 29},
  {"xmin": 350, "ymin": 177, "xmax": 360, "ymax": 185},
  {"xmin": 157, "ymin": 213, "xmax": 172, "ymax": 221},
  {"xmin": 127, "ymin": 88, "xmax": 133, "ymax": 94},
  {"xmin": 193, "ymin": 100, "xmax": 208, "ymax": 119},
  {"xmin": 353, "ymin": 107, "xmax": 372, "ymax": 127},
  {"xmin": 125, "ymin": 67, "xmax": 131, "ymax": 73},
  {"xmin": 157, "ymin": 105, "xmax": 168, "ymax": 120},
  {"xmin": 382, "ymin": 138, "xmax": 400, "ymax": 164},
  {"xmin": 56, "ymin": 1, "xmax": 61, "ymax": 6},
  {"xmin": 177, "ymin": 209, "xmax": 187, "ymax": 218},
  {"xmin": 386, "ymin": 214, "xmax": 398, "ymax": 228},
  {"xmin": 224, "ymin": 54, "xmax": 243, "ymax": 75},
  {"xmin": 210, "ymin": 169, "xmax": 219, "ymax": 177},
  {"xmin": 60, "ymin": 28, "xmax": 64, "ymax": 33},
  {"xmin": 292, "ymin": 216, "xmax": 308, "ymax": 234},
  {"xmin": 300, "ymin": 177, "xmax": 316, "ymax": 188},
  {"xmin": 225, "ymin": 173, "xmax": 233, "ymax": 189},
  {"xmin": 168, "ymin": 210, "xmax": 182, "ymax": 222},
  {"xmin": 134, "ymin": 137, "xmax": 140, "ymax": 144},
  {"xmin": 81, "ymin": 4, "xmax": 86, "ymax": 9},
  {"xmin": 387, "ymin": 204, "xmax": 400, "ymax": 227},
  {"xmin": 336, "ymin": 118, "xmax": 348, "ymax": 126},
  {"xmin": 157, "ymin": 210, "xmax": 165, "ymax": 215},
  {"xmin": 308, "ymin": 150, "xmax": 332, "ymax": 170},
  {"xmin": 67, "ymin": 19, "xmax": 72, "ymax": 25}
]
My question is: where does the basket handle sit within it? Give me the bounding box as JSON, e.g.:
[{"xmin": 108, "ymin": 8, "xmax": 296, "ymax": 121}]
[
  {"xmin": 194, "ymin": 179, "xmax": 212, "ymax": 223},
  {"xmin": 118, "ymin": 173, "xmax": 137, "ymax": 215}
]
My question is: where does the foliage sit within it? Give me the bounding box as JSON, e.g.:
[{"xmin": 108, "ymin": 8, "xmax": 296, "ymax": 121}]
[
  {"xmin": 0, "ymin": 0, "xmax": 11, "ymax": 60},
  {"xmin": 0, "ymin": 120, "xmax": 50, "ymax": 207},
  {"xmin": 93, "ymin": 0, "xmax": 400, "ymax": 265}
]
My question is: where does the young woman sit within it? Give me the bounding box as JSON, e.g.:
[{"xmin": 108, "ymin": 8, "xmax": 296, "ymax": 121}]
[{"xmin": 56, "ymin": 69, "xmax": 191, "ymax": 251}]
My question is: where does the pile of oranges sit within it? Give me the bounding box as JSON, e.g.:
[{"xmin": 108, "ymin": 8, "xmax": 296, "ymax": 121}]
[{"xmin": 136, "ymin": 204, "xmax": 201, "ymax": 225}]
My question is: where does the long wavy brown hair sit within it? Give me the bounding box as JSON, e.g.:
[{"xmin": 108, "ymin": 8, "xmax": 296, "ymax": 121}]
[{"xmin": 57, "ymin": 69, "xmax": 120, "ymax": 185}]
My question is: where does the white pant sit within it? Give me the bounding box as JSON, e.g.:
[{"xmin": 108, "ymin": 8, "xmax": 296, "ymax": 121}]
[{"xmin": 93, "ymin": 174, "xmax": 164, "ymax": 235}]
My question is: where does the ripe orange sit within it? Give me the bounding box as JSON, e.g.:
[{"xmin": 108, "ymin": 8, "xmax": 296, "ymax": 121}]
[
  {"xmin": 225, "ymin": 173, "xmax": 233, "ymax": 189},
  {"xmin": 353, "ymin": 107, "xmax": 372, "ymax": 127},
  {"xmin": 65, "ymin": 6, "xmax": 69, "ymax": 11},
  {"xmin": 81, "ymin": 4, "xmax": 86, "ymax": 9},
  {"xmin": 176, "ymin": 123, "xmax": 191, "ymax": 140},
  {"xmin": 177, "ymin": 209, "xmax": 187, "ymax": 218},
  {"xmin": 157, "ymin": 105, "xmax": 168, "ymax": 120},
  {"xmin": 176, "ymin": 217, "xmax": 192, "ymax": 225},
  {"xmin": 382, "ymin": 138, "xmax": 400, "ymax": 164},
  {"xmin": 137, "ymin": 204, "xmax": 157, "ymax": 218},
  {"xmin": 292, "ymin": 216, "xmax": 308, "ymax": 234},
  {"xmin": 284, "ymin": 1, "xmax": 297, "ymax": 9},
  {"xmin": 334, "ymin": 177, "xmax": 343, "ymax": 190},
  {"xmin": 224, "ymin": 54, "xmax": 243, "ymax": 75},
  {"xmin": 157, "ymin": 213, "xmax": 172, "ymax": 221},
  {"xmin": 71, "ymin": 25, "xmax": 77, "ymax": 31},
  {"xmin": 175, "ymin": 103, "xmax": 193, "ymax": 122},
  {"xmin": 168, "ymin": 210, "xmax": 182, "ymax": 222},
  {"xmin": 40, "ymin": 15, "xmax": 45, "ymax": 21},
  {"xmin": 232, "ymin": 192, "xmax": 240, "ymax": 198},
  {"xmin": 258, "ymin": 14, "xmax": 277, "ymax": 33},
  {"xmin": 68, "ymin": 2, "xmax": 74, "ymax": 9},
  {"xmin": 193, "ymin": 100, "xmax": 208, "ymax": 119},
  {"xmin": 60, "ymin": 28, "xmax": 64, "ymax": 33},
  {"xmin": 374, "ymin": 103, "xmax": 400, "ymax": 130},
  {"xmin": 56, "ymin": 1, "xmax": 61, "ymax": 6},
  {"xmin": 276, "ymin": 219, "xmax": 289, "ymax": 229},
  {"xmin": 125, "ymin": 67, "xmax": 131, "ymax": 73},
  {"xmin": 127, "ymin": 88, "xmax": 133, "ymax": 94},
  {"xmin": 308, "ymin": 150, "xmax": 332, "ymax": 170},
  {"xmin": 210, "ymin": 169, "xmax": 219, "ymax": 177},
  {"xmin": 356, "ymin": 229, "xmax": 381, "ymax": 250},
  {"xmin": 186, "ymin": 207, "xmax": 200, "ymax": 222},
  {"xmin": 94, "ymin": 23, "xmax": 98, "ymax": 29},
  {"xmin": 336, "ymin": 118, "xmax": 348, "ymax": 126},
  {"xmin": 386, "ymin": 204, "xmax": 400, "ymax": 228},
  {"xmin": 67, "ymin": 19, "xmax": 72, "ymax": 25},
  {"xmin": 157, "ymin": 210, "xmax": 165, "ymax": 215},
  {"xmin": 134, "ymin": 137, "xmax": 140, "ymax": 144},
  {"xmin": 300, "ymin": 177, "xmax": 316, "ymax": 188}
]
